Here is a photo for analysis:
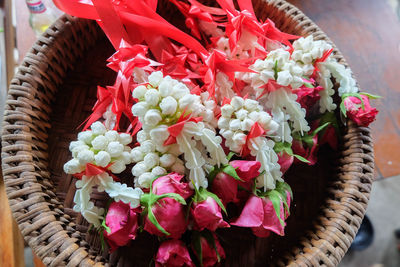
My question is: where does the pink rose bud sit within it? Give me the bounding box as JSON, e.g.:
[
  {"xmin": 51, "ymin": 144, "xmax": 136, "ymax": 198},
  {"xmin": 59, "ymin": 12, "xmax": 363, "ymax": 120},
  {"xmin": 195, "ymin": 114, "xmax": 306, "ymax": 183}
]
[
  {"xmin": 292, "ymin": 134, "xmax": 318, "ymax": 165},
  {"xmin": 231, "ymin": 192, "xmax": 291, "ymax": 238},
  {"xmin": 344, "ymin": 95, "xmax": 378, "ymax": 127},
  {"xmin": 155, "ymin": 239, "xmax": 194, "ymax": 267},
  {"xmin": 152, "ymin": 172, "xmax": 193, "ymax": 199},
  {"xmin": 104, "ymin": 201, "xmax": 140, "ymax": 252},
  {"xmin": 194, "ymin": 234, "xmax": 226, "ymax": 267},
  {"xmin": 144, "ymin": 197, "xmax": 188, "ymax": 239},
  {"xmin": 230, "ymin": 160, "xmax": 261, "ymax": 182},
  {"xmin": 277, "ymin": 151, "xmax": 294, "ymax": 174},
  {"xmin": 191, "ymin": 197, "xmax": 230, "ymax": 231},
  {"xmin": 211, "ymin": 172, "xmax": 238, "ymax": 205},
  {"xmin": 292, "ymin": 84, "xmax": 323, "ymax": 111}
]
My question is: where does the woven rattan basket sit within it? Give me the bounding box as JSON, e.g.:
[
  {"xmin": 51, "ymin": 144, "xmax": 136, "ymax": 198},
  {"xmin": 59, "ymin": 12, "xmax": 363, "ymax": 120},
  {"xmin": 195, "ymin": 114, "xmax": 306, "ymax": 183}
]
[{"xmin": 1, "ymin": 0, "xmax": 374, "ymax": 266}]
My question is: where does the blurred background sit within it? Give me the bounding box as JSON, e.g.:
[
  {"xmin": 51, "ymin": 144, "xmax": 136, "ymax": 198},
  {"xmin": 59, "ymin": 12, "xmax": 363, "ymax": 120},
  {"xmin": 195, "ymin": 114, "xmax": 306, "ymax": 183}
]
[{"xmin": 0, "ymin": 0, "xmax": 399, "ymax": 266}]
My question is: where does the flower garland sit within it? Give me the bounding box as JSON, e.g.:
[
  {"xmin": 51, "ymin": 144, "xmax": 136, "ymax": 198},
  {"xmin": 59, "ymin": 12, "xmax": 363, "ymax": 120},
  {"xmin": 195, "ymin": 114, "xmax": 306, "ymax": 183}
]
[{"xmin": 56, "ymin": 0, "xmax": 379, "ymax": 265}]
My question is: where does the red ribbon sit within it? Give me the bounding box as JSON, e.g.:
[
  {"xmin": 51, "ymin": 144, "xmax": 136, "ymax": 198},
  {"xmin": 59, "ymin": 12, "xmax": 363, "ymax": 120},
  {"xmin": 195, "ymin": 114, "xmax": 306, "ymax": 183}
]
[
  {"xmin": 257, "ymin": 79, "xmax": 283, "ymax": 100},
  {"xmin": 163, "ymin": 110, "xmax": 203, "ymax": 146},
  {"xmin": 312, "ymin": 48, "xmax": 334, "ymax": 78},
  {"xmin": 240, "ymin": 122, "xmax": 265, "ymax": 157},
  {"xmin": 261, "ymin": 19, "xmax": 300, "ymax": 48},
  {"xmin": 73, "ymin": 163, "xmax": 120, "ymax": 181}
]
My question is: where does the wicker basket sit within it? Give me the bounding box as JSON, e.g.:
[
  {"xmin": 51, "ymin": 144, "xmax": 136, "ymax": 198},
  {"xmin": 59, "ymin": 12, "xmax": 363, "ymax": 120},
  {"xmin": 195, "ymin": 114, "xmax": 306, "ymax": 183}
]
[{"xmin": 1, "ymin": 0, "xmax": 374, "ymax": 266}]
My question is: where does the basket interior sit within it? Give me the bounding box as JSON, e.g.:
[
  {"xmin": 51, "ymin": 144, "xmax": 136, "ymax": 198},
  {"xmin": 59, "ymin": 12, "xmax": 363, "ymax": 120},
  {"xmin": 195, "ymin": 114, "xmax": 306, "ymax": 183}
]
[{"xmin": 45, "ymin": 1, "xmax": 338, "ymax": 265}]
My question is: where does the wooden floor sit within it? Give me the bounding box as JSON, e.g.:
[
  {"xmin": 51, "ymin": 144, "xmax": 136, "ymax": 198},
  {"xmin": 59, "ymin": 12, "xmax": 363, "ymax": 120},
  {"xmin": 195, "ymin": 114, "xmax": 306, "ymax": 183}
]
[{"xmin": 1, "ymin": 0, "xmax": 399, "ymax": 266}]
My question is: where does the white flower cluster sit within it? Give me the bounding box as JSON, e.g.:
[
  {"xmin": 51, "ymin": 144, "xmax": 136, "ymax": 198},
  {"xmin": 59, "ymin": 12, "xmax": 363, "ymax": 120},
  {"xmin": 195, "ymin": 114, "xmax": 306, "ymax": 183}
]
[
  {"xmin": 250, "ymin": 48, "xmax": 304, "ymax": 95},
  {"xmin": 218, "ymin": 96, "xmax": 279, "ymax": 153},
  {"xmin": 292, "ymin": 35, "xmax": 333, "ymax": 76},
  {"xmin": 131, "ymin": 71, "xmax": 226, "ymax": 189},
  {"xmin": 63, "ymin": 121, "xmax": 133, "ymax": 175},
  {"xmin": 64, "ymin": 121, "xmax": 143, "ymax": 227}
]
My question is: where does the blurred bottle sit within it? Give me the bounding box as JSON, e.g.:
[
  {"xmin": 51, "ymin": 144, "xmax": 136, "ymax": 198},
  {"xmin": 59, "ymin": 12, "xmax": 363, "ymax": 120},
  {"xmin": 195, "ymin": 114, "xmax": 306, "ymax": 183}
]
[{"xmin": 25, "ymin": 0, "xmax": 57, "ymax": 37}]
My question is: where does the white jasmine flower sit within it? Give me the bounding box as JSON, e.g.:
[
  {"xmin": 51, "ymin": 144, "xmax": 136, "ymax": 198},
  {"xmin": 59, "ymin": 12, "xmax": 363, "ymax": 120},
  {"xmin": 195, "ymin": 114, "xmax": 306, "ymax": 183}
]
[
  {"xmin": 131, "ymin": 102, "xmax": 149, "ymax": 117},
  {"xmin": 78, "ymin": 131, "xmax": 93, "ymax": 145},
  {"xmin": 248, "ymin": 111, "xmax": 260, "ymax": 121},
  {"xmin": 235, "ymin": 109, "xmax": 249, "ymax": 120},
  {"xmin": 131, "ymin": 147, "xmax": 144, "ymax": 162},
  {"xmin": 91, "ymin": 121, "xmax": 106, "ymax": 135},
  {"xmin": 277, "ymin": 70, "xmax": 293, "ymax": 86},
  {"xmin": 149, "ymin": 125, "xmax": 169, "ymax": 145},
  {"xmin": 104, "ymin": 130, "xmax": 119, "ymax": 142},
  {"xmin": 179, "ymin": 94, "xmax": 198, "ymax": 110},
  {"xmin": 120, "ymin": 151, "xmax": 132, "ymax": 165},
  {"xmin": 144, "ymin": 89, "xmax": 160, "ymax": 106},
  {"xmin": 220, "ymin": 104, "xmax": 234, "ymax": 118},
  {"xmin": 69, "ymin": 141, "xmax": 86, "ymax": 152},
  {"xmin": 72, "ymin": 145, "xmax": 90, "ymax": 158},
  {"xmin": 137, "ymin": 172, "xmax": 154, "ymax": 189},
  {"xmin": 109, "ymin": 160, "xmax": 126, "ymax": 174},
  {"xmin": 144, "ymin": 109, "xmax": 162, "ymax": 126},
  {"xmin": 94, "ymin": 151, "xmax": 111, "ymax": 167},
  {"xmin": 231, "ymin": 96, "xmax": 244, "ymax": 110},
  {"xmin": 132, "ymin": 85, "xmax": 147, "ymax": 99},
  {"xmin": 132, "ymin": 162, "xmax": 149, "ymax": 177},
  {"xmin": 63, "ymin": 158, "xmax": 84, "ymax": 174},
  {"xmin": 158, "ymin": 78, "xmax": 173, "ymax": 97},
  {"xmin": 244, "ymin": 99, "xmax": 259, "ymax": 111},
  {"xmin": 217, "ymin": 117, "xmax": 230, "ymax": 129},
  {"xmin": 140, "ymin": 140, "xmax": 155, "ymax": 153},
  {"xmin": 160, "ymin": 96, "xmax": 177, "ymax": 115},
  {"xmin": 136, "ymin": 130, "xmax": 148, "ymax": 144},
  {"xmin": 148, "ymin": 71, "xmax": 163, "ymax": 87},
  {"xmin": 77, "ymin": 149, "xmax": 94, "ymax": 164},
  {"xmin": 151, "ymin": 166, "xmax": 167, "ymax": 176},
  {"xmin": 91, "ymin": 135, "xmax": 108, "ymax": 150},
  {"xmin": 143, "ymin": 152, "xmax": 159, "ymax": 168},
  {"xmin": 107, "ymin": 141, "xmax": 124, "ymax": 157},
  {"xmin": 232, "ymin": 132, "xmax": 247, "ymax": 147},
  {"xmin": 229, "ymin": 119, "xmax": 242, "ymax": 131},
  {"xmin": 159, "ymin": 154, "xmax": 176, "ymax": 168},
  {"xmin": 220, "ymin": 129, "xmax": 234, "ymax": 139},
  {"xmin": 172, "ymin": 83, "xmax": 190, "ymax": 99},
  {"xmin": 241, "ymin": 118, "xmax": 254, "ymax": 131},
  {"xmin": 167, "ymin": 143, "xmax": 182, "ymax": 156},
  {"xmin": 119, "ymin": 133, "xmax": 132, "ymax": 145}
]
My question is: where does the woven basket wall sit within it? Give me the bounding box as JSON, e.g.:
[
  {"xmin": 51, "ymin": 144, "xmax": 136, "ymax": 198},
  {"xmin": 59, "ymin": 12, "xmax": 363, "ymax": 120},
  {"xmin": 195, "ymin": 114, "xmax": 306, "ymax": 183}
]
[{"xmin": 1, "ymin": 0, "xmax": 374, "ymax": 266}]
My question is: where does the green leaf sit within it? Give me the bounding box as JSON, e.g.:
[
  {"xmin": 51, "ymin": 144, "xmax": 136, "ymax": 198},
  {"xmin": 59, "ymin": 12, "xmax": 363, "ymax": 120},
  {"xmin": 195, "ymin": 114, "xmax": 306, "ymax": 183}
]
[
  {"xmin": 222, "ymin": 165, "xmax": 242, "ymax": 181},
  {"xmin": 319, "ymin": 112, "xmax": 340, "ymax": 134},
  {"xmin": 273, "ymin": 60, "xmax": 279, "ymax": 80},
  {"xmin": 340, "ymin": 101, "xmax": 347, "ymax": 117},
  {"xmin": 311, "ymin": 122, "xmax": 330, "ymax": 137},
  {"xmin": 360, "ymin": 92, "xmax": 382, "ymax": 99},
  {"xmin": 207, "ymin": 167, "xmax": 219, "ymax": 185},
  {"xmin": 202, "ymin": 188, "xmax": 227, "ymax": 214},
  {"xmin": 293, "ymin": 154, "xmax": 310, "ymax": 163},
  {"xmin": 266, "ymin": 190, "xmax": 285, "ymax": 227},
  {"xmin": 192, "ymin": 231, "xmax": 203, "ymax": 267},
  {"xmin": 303, "ymin": 82, "xmax": 314, "ymax": 88},
  {"xmin": 155, "ymin": 193, "xmax": 186, "ymax": 205},
  {"xmin": 101, "ymin": 219, "xmax": 111, "ymax": 234},
  {"xmin": 202, "ymin": 230, "xmax": 221, "ymax": 263},
  {"xmin": 227, "ymin": 152, "xmax": 235, "ymax": 161},
  {"xmin": 147, "ymin": 207, "xmax": 170, "ymax": 236}
]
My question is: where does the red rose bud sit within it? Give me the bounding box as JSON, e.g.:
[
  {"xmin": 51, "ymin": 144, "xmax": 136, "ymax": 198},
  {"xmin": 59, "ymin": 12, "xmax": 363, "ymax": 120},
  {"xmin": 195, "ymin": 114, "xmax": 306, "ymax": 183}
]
[
  {"xmin": 343, "ymin": 95, "xmax": 378, "ymax": 127},
  {"xmin": 155, "ymin": 239, "xmax": 194, "ymax": 267},
  {"xmin": 104, "ymin": 201, "xmax": 140, "ymax": 252},
  {"xmin": 230, "ymin": 160, "xmax": 261, "ymax": 182},
  {"xmin": 231, "ymin": 190, "xmax": 291, "ymax": 238},
  {"xmin": 191, "ymin": 196, "xmax": 230, "ymax": 231},
  {"xmin": 193, "ymin": 233, "xmax": 226, "ymax": 267},
  {"xmin": 142, "ymin": 174, "xmax": 190, "ymax": 239},
  {"xmin": 292, "ymin": 135, "xmax": 318, "ymax": 165},
  {"xmin": 152, "ymin": 172, "xmax": 193, "ymax": 199},
  {"xmin": 277, "ymin": 151, "xmax": 294, "ymax": 174},
  {"xmin": 211, "ymin": 172, "xmax": 238, "ymax": 205},
  {"xmin": 293, "ymin": 84, "xmax": 323, "ymax": 111},
  {"xmin": 144, "ymin": 197, "xmax": 188, "ymax": 239}
]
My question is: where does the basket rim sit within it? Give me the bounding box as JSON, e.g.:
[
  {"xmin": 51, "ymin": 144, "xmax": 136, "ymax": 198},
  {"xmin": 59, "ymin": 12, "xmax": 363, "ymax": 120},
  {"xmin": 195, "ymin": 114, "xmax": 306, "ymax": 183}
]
[{"xmin": 1, "ymin": 0, "xmax": 375, "ymax": 266}]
